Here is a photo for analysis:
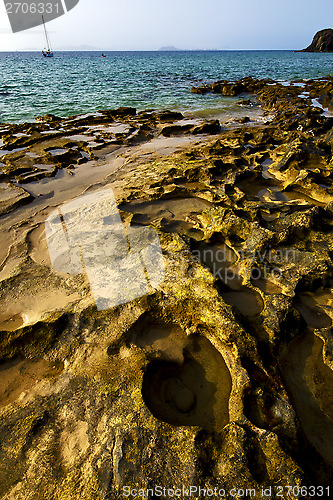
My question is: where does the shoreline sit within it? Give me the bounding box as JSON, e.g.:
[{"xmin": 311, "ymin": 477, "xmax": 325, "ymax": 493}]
[
  {"xmin": 0, "ymin": 76, "xmax": 333, "ymax": 495},
  {"xmin": 2, "ymin": 74, "xmax": 333, "ymax": 192}
]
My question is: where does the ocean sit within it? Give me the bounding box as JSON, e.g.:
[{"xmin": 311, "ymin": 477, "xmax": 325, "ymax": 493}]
[{"xmin": 1, "ymin": 50, "xmax": 333, "ymax": 124}]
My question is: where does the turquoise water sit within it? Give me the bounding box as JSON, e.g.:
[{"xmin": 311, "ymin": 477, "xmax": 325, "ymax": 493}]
[{"xmin": 1, "ymin": 50, "xmax": 333, "ymax": 123}]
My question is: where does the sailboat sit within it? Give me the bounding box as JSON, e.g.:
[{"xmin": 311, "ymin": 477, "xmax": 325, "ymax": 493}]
[{"xmin": 42, "ymin": 16, "xmax": 54, "ymax": 58}]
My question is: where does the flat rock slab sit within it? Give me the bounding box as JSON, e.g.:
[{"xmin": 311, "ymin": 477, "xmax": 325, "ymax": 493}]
[{"xmin": 0, "ymin": 182, "xmax": 32, "ymax": 216}]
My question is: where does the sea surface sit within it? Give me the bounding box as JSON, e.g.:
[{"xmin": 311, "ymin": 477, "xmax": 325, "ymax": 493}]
[{"xmin": 1, "ymin": 50, "xmax": 333, "ymax": 124}]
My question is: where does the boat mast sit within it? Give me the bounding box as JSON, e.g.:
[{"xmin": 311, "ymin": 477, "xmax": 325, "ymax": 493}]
[{"xmin": 42, "ymin": 15, "xmax": 52, "ymax": 53}]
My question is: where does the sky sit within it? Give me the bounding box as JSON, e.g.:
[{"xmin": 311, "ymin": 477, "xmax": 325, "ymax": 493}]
[{"xmin": 0, "ymin": 0, "xmax": 333, "ymax": 51}]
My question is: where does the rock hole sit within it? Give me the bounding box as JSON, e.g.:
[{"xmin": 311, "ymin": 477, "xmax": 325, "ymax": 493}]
[
  {"xmin": 279, "ymin": 331, "xmax": 333, "ymax": 467},
  {"xmin": 142, "ymin": 336, "xmax": 232, "ymax": 431}
]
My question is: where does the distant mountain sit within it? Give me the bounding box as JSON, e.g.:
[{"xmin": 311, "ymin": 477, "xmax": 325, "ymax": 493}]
[
  {"xmin": 301, "ymin": 28, "xmax": 333, "ymax": 52},
  {"xmin": 159, "ymin": 46, "xmax": 180, "ymax": 51}
]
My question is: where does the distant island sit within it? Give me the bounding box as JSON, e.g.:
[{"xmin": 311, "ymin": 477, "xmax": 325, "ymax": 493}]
[
  {"xmin": 301, "ymin": 28, "xmax": 333, "ymax": 52},
  {"xmin": 159, "ymin": 46, "xmax": 180, "ymax": 51}
]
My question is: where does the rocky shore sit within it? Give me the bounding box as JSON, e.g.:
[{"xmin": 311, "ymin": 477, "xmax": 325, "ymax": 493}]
[{"xmin": 0, "ymin": 76, "xmax": 333, "ymax": 498}]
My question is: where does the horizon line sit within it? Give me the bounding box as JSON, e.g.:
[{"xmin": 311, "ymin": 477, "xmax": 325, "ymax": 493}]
[{"xmin": 0, "ymin": 48, "xmax": 306, "ymax": 52}]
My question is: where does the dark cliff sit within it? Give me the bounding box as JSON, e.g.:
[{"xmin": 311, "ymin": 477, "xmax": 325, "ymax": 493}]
[{"xmin": 302, "ymin": 28, "xmax": 333, "ymax": 52}]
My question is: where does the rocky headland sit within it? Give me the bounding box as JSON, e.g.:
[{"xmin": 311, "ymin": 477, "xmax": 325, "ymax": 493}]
[
  {"xmin": 301, "ymin": 28, "xmax": 333, "ymax": 52},
  {"xmin": 0, "ymin": 76, "xmax": 333, "ymax": 498}
]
